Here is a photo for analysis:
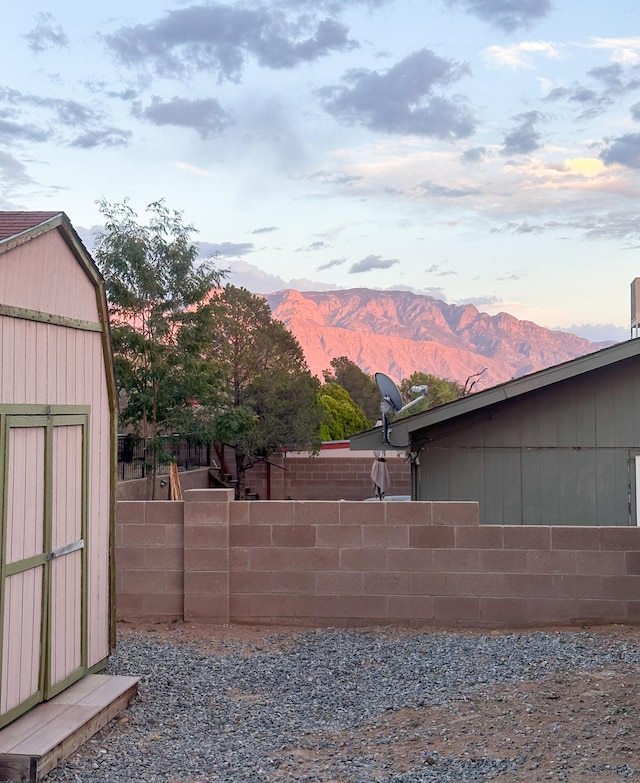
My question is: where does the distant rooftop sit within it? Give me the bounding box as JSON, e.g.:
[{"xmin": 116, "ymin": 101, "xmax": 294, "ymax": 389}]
[{"xmin": 0, "ymin": 211, "xmax": 62, "ymax": 241}]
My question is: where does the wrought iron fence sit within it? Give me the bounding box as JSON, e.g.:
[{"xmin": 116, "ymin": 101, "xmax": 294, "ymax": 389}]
[{"xmin": 117, "ymin": 435, "xmax": 210, "ymax": 481}]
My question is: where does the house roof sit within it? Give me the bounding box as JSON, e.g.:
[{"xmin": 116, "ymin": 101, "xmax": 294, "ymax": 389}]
[
  {"xmin": 0, "ymin": 211, "xmax": 62, "ymax": 241},
  {"xmin": 350, "ymin": 337, "xmax": 640, "ymax": 450}
]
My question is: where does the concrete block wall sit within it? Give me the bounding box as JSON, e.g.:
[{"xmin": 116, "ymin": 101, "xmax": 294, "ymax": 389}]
[
  {"xmin": 245, "ymin": 455, "xmax": 411, "ymax": 500},
  {"xmin": 116, "ymin": 490, "xmax": 640, "ymax": 628}
]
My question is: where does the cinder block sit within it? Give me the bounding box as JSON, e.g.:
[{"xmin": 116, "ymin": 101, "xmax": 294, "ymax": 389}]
[
  {"xmin": 340, "ymin": 501, "xmax": 386, "ymax": 525},
  {"xmin": 122, "ymin": 524, "xmax": 166, "ymax": 548},
  {"xmin": 184, "ymin": 548, "xmax": 229, "ymax": 572},
  {"xmin": 293, "ymin": 501, "xmax": 341, "ymax": 525},
  {"xmin": 432, "ymin": 502, "xmax": 479, "ymax": 526},
  {"xmin": 184, "ymin": 526, "xmax": 229, "ymax": 548},
  {"xmin": 316, "ymin": 524, "xmax": 362, "ymax": 548},
  {"xmin": 387, "ymin": 548, "xmax": 433, "ymax": 571},
  {"xmin": 229, "ymin": 524, "xmax": 271, "ymax": 547},
  {"xmin": 185, "ymin": 571, "xmax": 228, "ymax": 594},
  {"xmin": 116, "ymin": 501, "xmax": 146, "ymax": 525},
  {"xmin": 410, "ymin": 526, "xmax": 455, "ymax": 548},
  {"xmin": 600, "ymin": 527, "xmax": 640, "ymax": 551},
  {"xmin": 526, "ymin": 550, "xmax": 577, "ymax": 575},
  {"xmin": 315, "ymin": 570, "xmax": 363, "ymax": 595},
  {"xmin": 577, "ymin": 550, "xmax": 626, "ymax": 575},
  {"xmin": 385, "ymin": 502, "xmax": 432, "ymax": 526},
  {"xmin": 480, "ymin": 549, "xmax": 528, "ymax": 573},
  {"xmin": 362, "ymin": 525, "xmax": 409, "ymax": 549},
  {"xmin": 455, "ymin": 526, "xmax": 503, "ymax": 549},
  {"xmin": 271, "ymin": 524, "xmax": 316, "ymax": 547},
  {"xmin": 248, "ymin": 501, "xmax": 295, "ymax": 525},
  {"xmin": 551, "ymin": 526, "xmax": 600, "ymax": 551},
  {"xmin": 433, "ymin": 596, "xmax": 481, "ymax": 621},
  {"xmin": 339, "ymin": 548, "xmax": 387, "ymax": 571},
  {"xmin": 144, "ymin": 547, "xmax": 183, "ymax": 570},
  {"xmin": 230, "ymin": 571, "xmax": 272, "ymax": 593},
  {"xmin": 503, "ymin": 526, "xmax": 551, "ymax": 550},
  {"xmin": 184, "ymin": 488, "xmax": 233, "ymax": 502},
  {"xmin": 142, "ymin": 501, "xmax": 184, "ymax": 525},
  {"xmin": 362, "ymin": 571, "xmax": 409, "ymax": 596},
  {"xmin": 271, "ymin": 571, "xmax": 316, "ymax": 593},
  {"xmin": 184, "ymin": 502, "xmax": 229, "ymax": 526},
  {"xmin": 388, "ymin": 595, "xmax": 434, "ymax": 621}
]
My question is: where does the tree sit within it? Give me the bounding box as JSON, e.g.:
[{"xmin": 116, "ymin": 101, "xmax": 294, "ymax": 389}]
[
  {"xmin": 397, "ymin": 372, "xmax": 463, "ymax": 416},
  {"xmin": 318, "ymin": 383, "xmax": 371, "ymax": 441},
  {"xmin": 323, "ymin": 356, "xmax": 380, "ymax": 425},
  {"xmin": 205, "ymin": 285, "xmax": 324, "ymax": 499},
  {"xmin": 93, "ymin": 198, "xmax": 226, "ymax": 498}
]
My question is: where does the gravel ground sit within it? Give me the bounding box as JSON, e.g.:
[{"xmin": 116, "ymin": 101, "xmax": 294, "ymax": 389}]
[{"xmin": 30, "ymin": 623, "xmax": 640, "ymax": 782}]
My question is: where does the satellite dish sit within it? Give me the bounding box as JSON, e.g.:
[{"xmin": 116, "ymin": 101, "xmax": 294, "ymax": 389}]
[
  {"xmin": 375, "ymin": 371, "xmax": 429, "ymax": 447},
  {"xmin": 375, "ymin": 372, "xmax": 402, "ymax": 412}
]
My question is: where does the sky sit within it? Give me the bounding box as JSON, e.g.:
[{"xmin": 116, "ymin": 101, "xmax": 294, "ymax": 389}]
[{"xmin": 2, "ymin": 1, "xmax": 640, "ymax": 342}]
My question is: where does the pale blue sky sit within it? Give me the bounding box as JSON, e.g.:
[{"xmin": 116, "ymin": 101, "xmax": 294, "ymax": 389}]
[{"xmin": 3, "ymin": 1, "xmax": 640, "ymax": 341}]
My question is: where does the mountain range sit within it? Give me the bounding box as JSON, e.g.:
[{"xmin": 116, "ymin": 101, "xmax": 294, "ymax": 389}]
[{"xmin": 264, "ymin": 288, "xmax": 613, "ymax": 390}]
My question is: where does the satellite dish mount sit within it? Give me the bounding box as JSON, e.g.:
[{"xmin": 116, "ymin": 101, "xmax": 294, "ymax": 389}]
[{"xmin": 375, "ymin": 372, "xmax": 428, "ymax": 448}]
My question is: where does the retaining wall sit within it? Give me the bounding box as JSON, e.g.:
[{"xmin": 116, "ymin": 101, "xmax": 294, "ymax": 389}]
[{"xmin": 116, "ymin": 490, "xmax": 640, "ymax": 628}]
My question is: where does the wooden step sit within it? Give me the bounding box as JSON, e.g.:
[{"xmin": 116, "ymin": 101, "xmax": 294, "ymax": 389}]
[{"xmin": 0, "ymin": 674, "xmax": 139, "ymax": 782}]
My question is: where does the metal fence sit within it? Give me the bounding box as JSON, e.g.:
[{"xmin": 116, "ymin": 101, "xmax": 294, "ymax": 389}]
[{"xmin": 117, "ymin": 435, "xmax": 210, "ymax": 481}]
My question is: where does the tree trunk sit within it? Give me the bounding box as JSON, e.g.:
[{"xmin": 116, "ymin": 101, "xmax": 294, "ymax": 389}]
[{"xmin": 235, "ymin": 450, "xmax": 247, "ymax": 500}]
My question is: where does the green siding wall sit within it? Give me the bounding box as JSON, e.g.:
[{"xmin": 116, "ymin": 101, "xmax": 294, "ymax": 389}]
[{"xmin": 417, "ymin": 358, "xmax": 640, "ymax": 525}]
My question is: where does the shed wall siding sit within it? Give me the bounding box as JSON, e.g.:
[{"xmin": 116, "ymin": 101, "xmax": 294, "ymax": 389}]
[
  {"xmin": 0, "ymin": 315, "xmax": 111, "ymax": 667},
  {"xmin": 0, "ymin": 232, "xmax": 99, "ymax": 323},
  {"xmin": 418, "ymin": 359, "xmax": 640, "ymax": 525}
]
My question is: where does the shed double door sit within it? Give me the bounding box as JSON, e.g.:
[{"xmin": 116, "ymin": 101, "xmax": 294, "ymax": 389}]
[{"xmin": 0, "ymin": 408, "xmax": 88, "ymax": 728}]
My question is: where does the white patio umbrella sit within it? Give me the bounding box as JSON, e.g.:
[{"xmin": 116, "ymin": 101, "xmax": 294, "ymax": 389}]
[{"xmin": 370, "ymin": 453, "xmax": 391, "ymax": 500}]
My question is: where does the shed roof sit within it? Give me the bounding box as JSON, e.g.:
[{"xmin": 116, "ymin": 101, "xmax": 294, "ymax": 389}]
[
  {"xmin": 0, "ymin": 211, "xmax": 62, "ymax": 241},
  {"xmin": 351, "ymin": 337, "xmax": 639, "ymax": 450}
]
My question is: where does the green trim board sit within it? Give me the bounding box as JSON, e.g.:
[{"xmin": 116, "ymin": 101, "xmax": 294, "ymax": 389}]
[
  {"xmin": 0, "ymin": 406, "xmax": 90, "ymax": 727},
  {"xmin": 0, "ymin": 304, "xmax": 102, "ymax": 333}
]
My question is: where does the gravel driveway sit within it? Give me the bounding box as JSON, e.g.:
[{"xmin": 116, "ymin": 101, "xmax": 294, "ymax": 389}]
[{"xmin": 33, "ymin": 623, "xmax": 640, "ymax": 782}]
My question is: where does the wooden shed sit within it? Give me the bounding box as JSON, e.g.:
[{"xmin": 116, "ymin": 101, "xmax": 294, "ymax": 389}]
[
  {"xmin": 0, "ymin": 212, "xmax": 117, "ymax": 729},
  {"xmin": 351, "ymin": 339, "xmax": 640, "ymax": 526}
]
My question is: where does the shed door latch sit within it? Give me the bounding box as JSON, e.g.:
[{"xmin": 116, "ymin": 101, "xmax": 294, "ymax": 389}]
[{"xmin": 46, "ymin": 539, "xmax": 84, "ymax": 560}]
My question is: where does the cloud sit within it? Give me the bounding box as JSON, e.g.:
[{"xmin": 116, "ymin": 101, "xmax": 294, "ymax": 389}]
[
  {"xmin": 483, "ymin": 41, "xmax": 562, "ymax": 69},
  {"xmin": 632, "ymin": 102, "xmax": 640, "ymax": 121},
  {"xmin": 70, "ymin": 128, "xmax": 132, "ymax": 149},
  {"xmin": 545, "ymin": 62, "xmax": 640, "ymax": 120},
  {"xmin": 426, "ymin": 263, "xmax": 456, "ymax": 276},
  {"xmin": 320, "ymin": 49, "xmax": 475, "ymax": 139},
  {"xmin": 0, "ymin": 89, "xmax": 101, "ymax": 127},
  {"xmin": 296, "ymin": 241, "xmax": 329, "ymax": 252},
  {"xmin": 600, "ymin": 133, "xmax": 640, "ymax": 169},
  {"xmin": 223, "ymin": 258, "xmax": 337, "ymax": 293},
  {"xmin": 349, "ymin": 254, "xmax": 399, "ymax": 272},
  {"xmin": 251, "ymin": 226, "xmax": 279, "ymax": 234},
  {"xmin": 0, "ymin": 150, "xmax": 33, "ymax": 183},
  {"xmin": 559, "ymin": 323, "xmax": 627, "ymax": 342},
  {"xmin": 0, "ymin": 115, "xmax": 50, "ymax": 143},
  {"xmin": 501, "ymin": 110, "xmax": 543, "ymax": 155},
  {"xmin": 461, "ymin": 146, "xmax": 488, "ymax": 163},
  {"xmin": 198, "ymin": 241, "xmax": 254, "ymax": 258},
  {"xmin": 419, "ymin": 180, "xmax": 482, "ymax": 198},
  {"xmin": 105, "ymin": 4, "xmax": 356, "ymax": 80},
  {"xmin": 317, "ymin": 257, "xmax": 347, "ymax": 270},
  {"xmin": 21, "ymin": 12, "xmax": 69, "ymax": 53},
  {"xmin": 442, "ymin": 0, "xmax": 552, "ymax": 33},
  {"xmin": 587, "ymin": 37, "xmax": 640, "ymax": 65},
  {"xmin": 134, "ymin": 96, "xmax": 233, "ymax": 139}
]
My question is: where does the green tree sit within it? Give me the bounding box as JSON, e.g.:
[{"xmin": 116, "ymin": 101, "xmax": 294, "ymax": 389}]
[
  {"xmin": 205, "ymin": 285, "xmax": 324, "ymax": 499},
  {"xmin": 318, "ymin": 383, "xmax": 371, "ymax": 441},
  {"xmin": 94, "ymin": 197, "xmax": 225, "ymax": 498},
  {"xmin": 323, "ymin": 356, "xmax": 380, "ymax": 425},
  {"xmin": 397, "ymin": 372, "xmax": 463, "ymax": 416}
]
